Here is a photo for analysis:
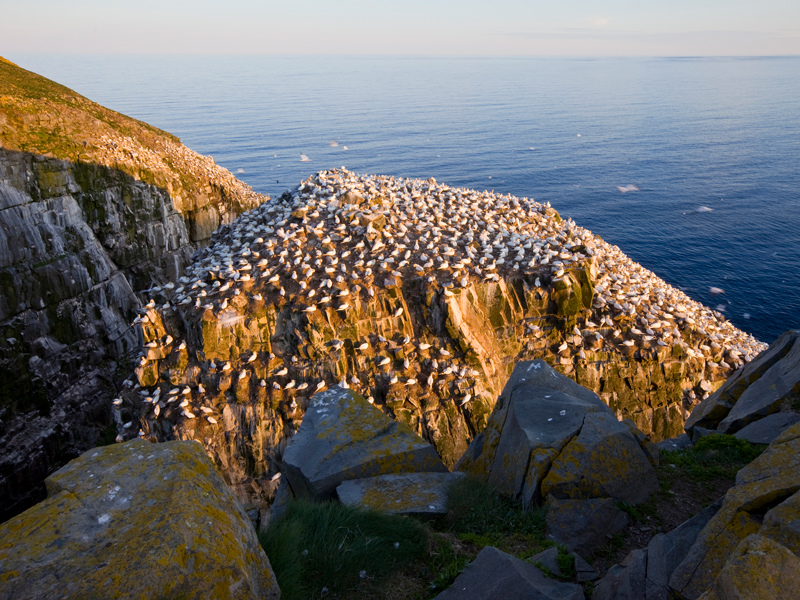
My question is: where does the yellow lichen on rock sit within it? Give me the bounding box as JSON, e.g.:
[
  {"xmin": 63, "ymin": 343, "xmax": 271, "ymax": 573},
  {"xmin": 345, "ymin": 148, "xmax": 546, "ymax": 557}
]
[
  {"xmin": 700, "ymin": 534, "xmax": 800, "ymax": 600},
  {"xmin": 0, "ymin": 439, "xmax": 279, "ymax": 600},
  {"xmin": 670, "ymin": 422, "xmax": 800, "ymax": 599}
]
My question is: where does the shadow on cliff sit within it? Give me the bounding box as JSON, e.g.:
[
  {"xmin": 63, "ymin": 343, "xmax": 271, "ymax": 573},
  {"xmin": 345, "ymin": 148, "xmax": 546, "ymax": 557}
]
[{"xmin": 0, "ymin": 146, "xmax": 224, "ymax": 522}]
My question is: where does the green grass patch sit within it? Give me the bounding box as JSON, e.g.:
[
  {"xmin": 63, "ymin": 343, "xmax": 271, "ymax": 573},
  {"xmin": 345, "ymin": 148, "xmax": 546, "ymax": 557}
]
[
  {"xmin": 556, "ymin": 544, "xmax": 576, "ymax": 579},
  {"xmin": 435, "ymin": 475, "xmax": 547, "ymax": 559},
  {"xmin": 427, "ymin": 551, "xmax": 471, "ymax": 595},
  {"xmin": 258, "ymin": 499, "xmax": 428, "ymax": 600},
  {"xmin": 662, "ymin": 434, "xmax": 765, "ymax": 482}
]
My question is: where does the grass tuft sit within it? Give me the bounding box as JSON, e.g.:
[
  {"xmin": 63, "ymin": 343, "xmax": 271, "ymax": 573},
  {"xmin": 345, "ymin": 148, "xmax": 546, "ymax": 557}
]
[
  {"xmin": 258, "ymin": 499, "xmax": 428, "ymax": 600},
  {"xmin": 433, "ymin": 475, "xmax": 548, "ymax": 561},
  {"xmin": 662, "ymin": 434, "xmax": 765, "ymax": 481}
]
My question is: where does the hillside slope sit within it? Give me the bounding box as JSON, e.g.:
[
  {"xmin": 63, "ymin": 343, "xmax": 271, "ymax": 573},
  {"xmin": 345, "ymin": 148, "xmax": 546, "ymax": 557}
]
[{"xmin": 0, "ymin": 57, "xmax": 268, "ymax": 520}]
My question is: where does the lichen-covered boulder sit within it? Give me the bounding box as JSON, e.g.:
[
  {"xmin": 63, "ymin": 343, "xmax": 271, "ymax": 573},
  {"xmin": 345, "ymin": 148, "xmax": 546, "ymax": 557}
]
[
  {"xmin": 541, "ymin": 412, "xmax": 659, "ymax": 505},
  {"xmin": 433, "ymin": 546, "xmax": 585, "ymax": 600},
  {"xmin": 456, "ymin": 360, "xmax": 613, "ymax": 506},
  {"xmin": 336, "ymin": 472, "xmax": 465, "ymax": 515},
  {"xmin": 282, "ymin": 387, "xmax": 448, "ymax": 501},
  {"xmin": 0, "ymin": 439, "xmax": 280, "ymax": 600},
  {"xmin": 670, "ymin": 423, "xmax": 800, "ymax": 599},
  {"xmin": 699, "ymin": 534, "xmax": 800, "ymax": 600},
  {"xmin": 686, "ymin": 330, "xmax": 800, "ymax": 436},
  {"xmin": 546, "ymin": 496, "xmax": 630, "ymax": 556}
]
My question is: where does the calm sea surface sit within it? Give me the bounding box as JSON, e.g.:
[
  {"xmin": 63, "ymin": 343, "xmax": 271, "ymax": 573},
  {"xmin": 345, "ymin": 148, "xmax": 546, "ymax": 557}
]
[{"xmin": 9, "ymin": 54, "xmax": 800, "ymax": 343}]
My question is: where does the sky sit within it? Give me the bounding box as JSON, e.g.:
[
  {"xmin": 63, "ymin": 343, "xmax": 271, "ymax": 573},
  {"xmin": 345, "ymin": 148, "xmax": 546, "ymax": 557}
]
[{"xmin": 2, "ymin": 0, "xmax": 799, "ymax": 56}]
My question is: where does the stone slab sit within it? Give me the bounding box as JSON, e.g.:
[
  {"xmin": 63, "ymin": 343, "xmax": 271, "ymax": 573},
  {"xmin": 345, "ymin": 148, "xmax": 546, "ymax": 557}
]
[
  {"xmin": 336, "ymin": 472, "xmax": 465, "ymax": 515},
  {"xmin": 733, "ymin": 413, "xmax": 800, "ymax": 445},
  {"xmin": 685, "ymin": 331, "xmax": 799, "ymax": 436},
  {"xmin": 718, "ymin": 334, "xmax": 800, "ymax": 433},
  {"xmin": 657, "ymin": 433, "xmax": 692, "ymax": 451},
  {"xmin": 434, "ymin": 546, "xmax": 584, "ymax": 600}
]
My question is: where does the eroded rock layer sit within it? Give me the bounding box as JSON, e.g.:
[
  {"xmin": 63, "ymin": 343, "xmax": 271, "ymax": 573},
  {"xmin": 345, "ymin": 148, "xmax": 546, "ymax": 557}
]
[{"xmin": 123, "ymin": 168, "xmax": 764, "ymax": 510}]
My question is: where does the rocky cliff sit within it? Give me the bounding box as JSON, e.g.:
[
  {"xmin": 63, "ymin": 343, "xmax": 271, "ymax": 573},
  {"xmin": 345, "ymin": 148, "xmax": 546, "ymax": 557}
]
[
  {"xmin": 120, "ymin": 167, "xmax": 765, "ymax": 511},
  {"xmin": 0, "ymin": 57, "xmax": 267, "ymax": 520}
]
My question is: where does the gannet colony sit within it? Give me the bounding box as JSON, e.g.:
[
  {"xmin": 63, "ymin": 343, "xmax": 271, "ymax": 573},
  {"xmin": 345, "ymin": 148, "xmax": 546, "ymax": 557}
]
[{"xmin": 122, "ymin": 168, "xmax": 766, "ymax": 504}]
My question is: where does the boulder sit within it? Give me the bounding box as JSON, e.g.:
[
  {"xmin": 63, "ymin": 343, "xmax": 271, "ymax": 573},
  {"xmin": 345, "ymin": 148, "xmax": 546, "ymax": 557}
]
[
  {"xmin": 541, "ymin": 412, "xmax": 659, "ymax": 505},
  {"xmin": 717, "ymin": 335, "xmax": 800, "ymax": 434},
  {"xmin": 574, "ymin": 554, "xmax": 600, "ymax": 583},
  {"xmin": 457, "ymin": 360, "xmax": 613, "ymax": 506},
  {"xmin": 267, "ymin": 476, "xmax": 293, "ymax": 525},
  {"xmin": 685, "ymin": 330, "xmax": 800, "ymax": 436},
  {"xmin": 591, "ymin": 549, "xmax": 647, "ymax": 600},
  {"xmin": 336, "ymin": 472, "xmax": 465, "ymax": 515},
  {"xmin": 0, "ymin": 439, "xmax": 280, "ymax": 600},
  {"xmin": 282, "ymin": 387, "xmax": 447, "ymax": 501},
  {"xmin": 433, "ymin": 546, "xmax": 585, "ymax": 600},
  {"xmin": 700, "ymin": 534, "xmax": 800, "ymax": 600},
  {"xmin": 546, "ymin": 496, "xmax": 630, "ymax": 556},
  {"xmin": 733, "ymin": 412, "xmax": 800, "ymax": 445},
  {"xmin": 670, "ymin": 423, "xmax": 800, "ymax": 599}
]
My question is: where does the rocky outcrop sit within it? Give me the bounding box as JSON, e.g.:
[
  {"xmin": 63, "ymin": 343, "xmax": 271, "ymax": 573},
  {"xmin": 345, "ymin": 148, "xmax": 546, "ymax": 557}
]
[
  {"xmin": 122, "ymin": 167, "xmax": 765, "ymax": 513},
  {"xmin": 669, "ymin": 422, "xmax": 800, "ymax": 599},
  {"xmin": 0, "ymin": 58, "xmax": 266, "ymax": 520},
  {"xmin": 546, "ymin": 496, "xmax": 631, "ymax": 556},
  {"xmin": 433, "ymin": 546, "xmax": 585, "ymax": 600},
  {"xmin": 595, "ymin": 422, "xmax": 800, "ymax": 599},
  {"xmin": 592, "ymin": 499, "xmax": 722, "ymax": 600},
  {"xmin": 685, "ymin": 330, "xmax": 800, "ymax": 437},
  {"xmin": 699, "ymin": 534, "xmax": 800, "ymax": 600},
  {"xmin": 0, "ymin": 438, "xmax": 280, "ymax": 600},
  {"xmin": 733, "ymin": 412, "xmax": 800, "ymax": 445}
]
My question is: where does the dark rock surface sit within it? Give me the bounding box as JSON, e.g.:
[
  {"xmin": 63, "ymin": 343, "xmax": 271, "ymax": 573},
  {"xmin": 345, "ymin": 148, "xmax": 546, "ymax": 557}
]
[
  {"xmin": 459, "ymin": 361, "xmax": 658, "ymax": 516},
  {"xmin": 733, "ymin": 412, "xmax": 800, "ymax": 445},
  {"xmin": 434, "ymin": 546, "xmax": 585, "ymax": 600},
  {"xmin": 592, "ymin": 498, "xmax": 722, "ymax": 600},
  {"xmin": 670, "ymin": 423, "xmax": 800, "ymax": 599},
  {"xmin": 542, "ymin": 412, "xmax": 659, "ymax": 505},
  {"xmin": 546, "ymin": 496, "xmax": 630, "ymax": 556}
]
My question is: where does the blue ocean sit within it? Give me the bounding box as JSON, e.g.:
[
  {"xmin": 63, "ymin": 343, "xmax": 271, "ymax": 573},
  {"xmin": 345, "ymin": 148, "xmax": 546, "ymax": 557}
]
[{"xmin": 10, "ymin": 54, "xmax": 800, "ymax": 343}]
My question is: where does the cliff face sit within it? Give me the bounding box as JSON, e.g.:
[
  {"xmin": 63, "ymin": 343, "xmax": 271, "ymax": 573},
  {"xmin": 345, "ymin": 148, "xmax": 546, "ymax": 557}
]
[
  {"xmin": 0, "ymin": 57, "xmax": 267, "ymax": 521},
  {"xmin": 121, "ymin": 168, "xmax": 765, "ymax": 511}
]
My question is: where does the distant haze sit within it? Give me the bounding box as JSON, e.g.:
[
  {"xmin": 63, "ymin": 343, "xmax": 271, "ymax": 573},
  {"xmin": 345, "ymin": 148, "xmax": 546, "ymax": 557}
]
[{"xmin": 3, "ymin": 0, "xmax": 799, "ymax": 56}]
